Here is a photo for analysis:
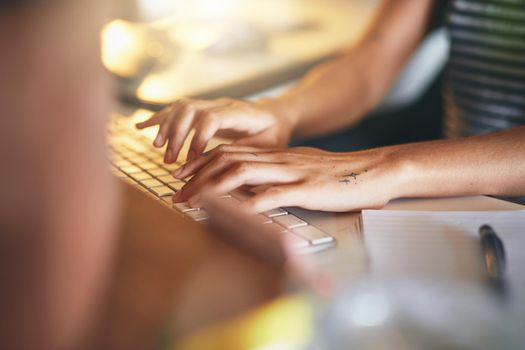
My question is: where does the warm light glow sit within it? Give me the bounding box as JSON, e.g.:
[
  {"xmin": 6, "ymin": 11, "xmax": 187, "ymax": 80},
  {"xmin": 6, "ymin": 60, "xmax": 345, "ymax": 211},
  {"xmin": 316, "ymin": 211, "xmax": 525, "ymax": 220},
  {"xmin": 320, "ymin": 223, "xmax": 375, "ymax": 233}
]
[
  {"xmin": 169, "ymin": 24, "xmax": 221, "ymax": 51},
  {"xmin": 174, "ymin": 295, "xmax": 313, "ymax": 350},
  {"xmin": 136, "ymin": 73, "xmax": 175, "ymax": 104},
  {"xmin": 101, "ymin": 19, "xmax": 147, "ymax": 77}
]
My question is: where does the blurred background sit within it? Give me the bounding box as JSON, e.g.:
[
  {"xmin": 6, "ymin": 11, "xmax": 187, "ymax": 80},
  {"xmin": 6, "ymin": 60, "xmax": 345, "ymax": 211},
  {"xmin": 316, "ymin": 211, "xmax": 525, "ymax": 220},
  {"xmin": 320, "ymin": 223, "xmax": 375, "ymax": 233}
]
[{"xmin": 102, "ymin": 0, "xmax": 448, "ymax": 150}]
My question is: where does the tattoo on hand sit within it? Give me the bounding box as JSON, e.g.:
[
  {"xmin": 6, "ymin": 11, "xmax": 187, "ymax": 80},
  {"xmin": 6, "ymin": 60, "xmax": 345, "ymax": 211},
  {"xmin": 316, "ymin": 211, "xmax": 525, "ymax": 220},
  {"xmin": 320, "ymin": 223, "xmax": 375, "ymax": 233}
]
[
  {"xmin": 339, "ymin": 170, "xmax": 367, "ymax": 185},
  {"xmin": 344, "ymin": 172, "xmax": 360, "ymax": 180}
]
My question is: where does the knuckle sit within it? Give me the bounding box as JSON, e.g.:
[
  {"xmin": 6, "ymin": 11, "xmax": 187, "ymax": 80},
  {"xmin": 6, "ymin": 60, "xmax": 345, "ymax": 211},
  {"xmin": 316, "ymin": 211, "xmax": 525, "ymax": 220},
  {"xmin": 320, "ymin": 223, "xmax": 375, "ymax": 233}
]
[
  {"xmin": 264, "ymin": 186, "xmax": 283, "ymax": 197},
  {"xmin": 233, "ymin": 162, "xmax": 250, "ymax": 175},
  {"xmin": 216, "ymin": 144, "xmax": 229, "ymax": 153},
  {"xmin": 177, "ymin": 97, "xmax": 191, "ymax": 106},
  {"xmin": 217, "ymin": 153, "xmax": 232, "ymax": 163},
  {"xmin": 199, "ymin": 111, "xmax": 215, "ymax": 125},
  {"xmin": 178, "ymin": 103, "xmax": 194, "ymax": 115}
]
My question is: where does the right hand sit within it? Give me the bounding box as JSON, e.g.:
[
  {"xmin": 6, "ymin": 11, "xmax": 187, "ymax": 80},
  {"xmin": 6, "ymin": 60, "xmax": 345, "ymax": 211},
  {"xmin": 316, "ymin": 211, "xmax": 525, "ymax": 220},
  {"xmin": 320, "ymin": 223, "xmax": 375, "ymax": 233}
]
[{"xmin": 135, "ymin": 97, "xmax": 296, "ymax": 163}]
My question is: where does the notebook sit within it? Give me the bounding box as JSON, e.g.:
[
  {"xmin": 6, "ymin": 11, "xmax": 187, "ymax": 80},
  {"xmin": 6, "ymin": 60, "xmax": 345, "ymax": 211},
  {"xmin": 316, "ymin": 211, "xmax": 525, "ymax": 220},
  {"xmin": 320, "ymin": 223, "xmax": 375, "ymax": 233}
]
[{"xmin": 361, "ymin": 210, "xmax": 525, "ymax": 288}]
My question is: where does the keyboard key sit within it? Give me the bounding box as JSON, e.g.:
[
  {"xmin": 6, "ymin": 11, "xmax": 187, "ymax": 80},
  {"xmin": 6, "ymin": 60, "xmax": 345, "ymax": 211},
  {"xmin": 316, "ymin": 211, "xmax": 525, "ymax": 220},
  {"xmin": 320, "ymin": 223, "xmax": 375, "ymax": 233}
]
[
  {"xmin": 133, "ymin": 184, "xmax": 149, "ymax": 193},
  {"xmin": 150, "ymin": 186, "xmax": 175, "ymax": 197},
  {"xmin": 126, "ymin": 155, "xmax": 147, "ymax": 163},
  {"xmin": 263, "ymin": 208, "xmax": 287, "ymax": 218},
  {"xmin": 264, "ymin": 222, "xmax": 288, "ymax": 233},
  {"xmin": 119, "ymin": 149, "xmax": 137, "ymax": 158},
  {"xmin": 160, "ymin": 196, "xmax": 174, "ymax": 207},
  {"xmin": 173, "ymin": 202, "xmax": 199, "ymax": 213},
  {"xmin": 121, "ymin": 136, "xmax": 149, "ymax": 152},
  {"xmin": 129, "ymin": 172, "xmax": 152, "ymax": 181},
  {"xmin": 162, "ymin": 163, "xmax": 181, "ymax": 172},
  {"xmin": 273, "ymin": 215, "xmax": 307, "ymax": 229},
  {"xmin": 115, "ymin": 159, "xmax": 132, "ymax": 167},
  {"xmin": 254, "ymin": 214, "xmax": 272, "ymax": 225},
  {"xmin": 148, "ymin": 168, "xmax": 170, "ymax": 177},
  {"xmin": 137, "ymin": 162, "xmax": 158, "ymax": 170},
  {"xmin": 150, "ymin": 156, "xmax": 166, "ymax": 164},
  {"xmin": 292, "ymin": 225, "xmax": 334, "ymax": 245},
  {"xmin": 283, "ymin": 232, "xmax": 309, "ymax": 248},
  {"xmin": 168, "ymin": 182, "xmax": 185, "ymax": 191},
  {"xmin": 186, "ymin": 209, "xmax": 209, "ymax": 222},
  {"xmin": 143, "ymin": 151, "xmax": 162, "ymax": 160},
  {"xmin": 157, "ymin": 175, "xmax": 178, "ymax": 183},
  {"xmin": 120, "ymin": 165, "xmax": 142, "ymax": 174},
  {"xmin": 140, "ymin": 179, "xmax": 163, "ymax": 188}
]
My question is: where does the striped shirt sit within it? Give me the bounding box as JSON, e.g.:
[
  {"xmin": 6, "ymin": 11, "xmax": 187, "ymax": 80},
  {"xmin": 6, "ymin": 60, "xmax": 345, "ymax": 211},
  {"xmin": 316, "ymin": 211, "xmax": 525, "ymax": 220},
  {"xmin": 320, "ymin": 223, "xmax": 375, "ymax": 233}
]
[{"xmin": 444, "ymin": 0, "xmax": 525, "ymax": 137}]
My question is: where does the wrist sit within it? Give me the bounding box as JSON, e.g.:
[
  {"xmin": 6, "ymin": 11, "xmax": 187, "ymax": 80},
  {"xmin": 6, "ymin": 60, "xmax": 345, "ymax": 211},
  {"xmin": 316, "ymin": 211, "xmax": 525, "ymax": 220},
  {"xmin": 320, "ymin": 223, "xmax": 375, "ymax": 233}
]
[
  {"xmin": 255, "ymin": 97, "xmax": 300, "ymax": 133},
  {"xmin": 379, "ymin": 145, "xmax": 420, "ymax": 201}
]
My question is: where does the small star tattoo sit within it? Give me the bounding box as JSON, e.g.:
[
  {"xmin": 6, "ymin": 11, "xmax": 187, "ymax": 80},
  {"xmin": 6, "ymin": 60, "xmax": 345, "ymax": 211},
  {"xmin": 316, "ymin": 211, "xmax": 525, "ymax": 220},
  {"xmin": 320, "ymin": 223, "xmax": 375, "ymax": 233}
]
[
  {"xmin": 339, "ymin": 179, "xmax": 351, "ymax": 185},
  {"xmin": 250, "ymin": 152, "xmax": 259, "ymax": 157},
  {"xmin": 344, "ymin": 172, "xmax": 360, "ymax": 180}
]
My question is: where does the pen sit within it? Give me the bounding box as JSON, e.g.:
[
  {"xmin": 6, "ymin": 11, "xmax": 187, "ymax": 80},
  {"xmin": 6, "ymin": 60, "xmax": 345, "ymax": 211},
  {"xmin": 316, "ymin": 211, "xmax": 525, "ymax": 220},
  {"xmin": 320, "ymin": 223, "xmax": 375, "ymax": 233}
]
[{"xmin": 479, "ymin": 225, "xmax": 506, "ymax": 292}]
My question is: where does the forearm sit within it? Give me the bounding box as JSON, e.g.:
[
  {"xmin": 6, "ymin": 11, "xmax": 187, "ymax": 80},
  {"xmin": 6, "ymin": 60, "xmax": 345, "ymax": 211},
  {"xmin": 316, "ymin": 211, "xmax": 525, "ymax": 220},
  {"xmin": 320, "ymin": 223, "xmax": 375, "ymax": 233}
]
[
  {"xmin": 262, "ymin": 0, "xmax": 434, "ymax": 138},
  {"xmin": 391, "ymin": 126, "xmax": 525, "ymax": 199}
]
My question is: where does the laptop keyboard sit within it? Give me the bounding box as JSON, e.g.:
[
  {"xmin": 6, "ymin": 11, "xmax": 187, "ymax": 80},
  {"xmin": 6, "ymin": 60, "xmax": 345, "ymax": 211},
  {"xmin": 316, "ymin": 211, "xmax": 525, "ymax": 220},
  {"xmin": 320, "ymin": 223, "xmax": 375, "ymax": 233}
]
[{"xmin": 107, "ymin": 113, "xmax": 336, "ymax": 251}]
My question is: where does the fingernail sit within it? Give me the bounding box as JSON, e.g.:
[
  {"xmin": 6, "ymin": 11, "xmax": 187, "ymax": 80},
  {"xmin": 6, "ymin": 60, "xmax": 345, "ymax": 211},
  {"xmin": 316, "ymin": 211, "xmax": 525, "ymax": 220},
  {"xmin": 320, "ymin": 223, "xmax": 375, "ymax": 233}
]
[
  {"xmin": 188, "ymin": 195, "xmax": 201, "ymax": 207},
  {"xmin": 172, "ymin": 165, "xmax": 184, "ymax": 178},
  {"xmin": 154, "ymin": 134, "xmax": 164, "ymax": 147}
]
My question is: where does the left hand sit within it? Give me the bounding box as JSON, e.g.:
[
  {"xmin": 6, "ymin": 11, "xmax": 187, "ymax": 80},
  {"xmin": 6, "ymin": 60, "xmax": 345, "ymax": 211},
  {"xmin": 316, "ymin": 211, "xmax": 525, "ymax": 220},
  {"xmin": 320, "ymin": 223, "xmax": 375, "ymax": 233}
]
[{"xmin": 171, "ymin": 145, "xmax": 404, "ymax": 213}]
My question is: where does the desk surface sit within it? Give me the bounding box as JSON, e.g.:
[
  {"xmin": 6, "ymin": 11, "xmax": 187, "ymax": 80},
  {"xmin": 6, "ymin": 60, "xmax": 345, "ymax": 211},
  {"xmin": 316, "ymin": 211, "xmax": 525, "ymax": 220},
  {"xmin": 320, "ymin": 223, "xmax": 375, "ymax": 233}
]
[{"xmin": 90, "ymin": 180, "xmax": 523, "ymax": 349}]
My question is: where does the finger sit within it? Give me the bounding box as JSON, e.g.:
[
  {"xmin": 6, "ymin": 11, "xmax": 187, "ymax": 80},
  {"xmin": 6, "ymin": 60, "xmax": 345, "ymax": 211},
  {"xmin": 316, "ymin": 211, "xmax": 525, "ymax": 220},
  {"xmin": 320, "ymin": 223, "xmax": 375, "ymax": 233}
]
[
  {"xmin": 187, "ymin": 111, "xmax": 219, "ymax": 161},
  {"xmin": 135, "ymin": 107, "xmax": 170, "ymax": 129},
  {"xmin": 183, "ymin": 162, "xmax": 299, "ymax": 205},
  {"xmin": 173, "ymin": 157, "xmax": 256, "ymax": 202},
  {"xmin": 239, "ymin": 184, "xmax": 305, "ymax": 214},
  {"xmin": 173, "ymin": 146, "xmax": 279, "ymax": 179},
  {"xmin": 154, "ymin": 99, "xmax": 200, "ymax": 149},
  {"xmin": 183, "ymin": 151, "xmax": 279, "ymax": 192},
  {"xmin": 172, "ymin": 144, "xmax": 266, "ymax": 178},
  {"xmin": 163, "ymin": 104, "xmax": 198, "ymax": 163}
]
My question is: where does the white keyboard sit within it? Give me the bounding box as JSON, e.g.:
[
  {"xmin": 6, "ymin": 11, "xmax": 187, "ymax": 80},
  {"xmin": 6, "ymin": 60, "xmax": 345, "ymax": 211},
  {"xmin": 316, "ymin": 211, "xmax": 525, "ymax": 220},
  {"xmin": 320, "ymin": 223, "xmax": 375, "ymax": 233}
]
[{"xmin": 108, "ymin": 113, "xmax": 336, "ymax": 252}]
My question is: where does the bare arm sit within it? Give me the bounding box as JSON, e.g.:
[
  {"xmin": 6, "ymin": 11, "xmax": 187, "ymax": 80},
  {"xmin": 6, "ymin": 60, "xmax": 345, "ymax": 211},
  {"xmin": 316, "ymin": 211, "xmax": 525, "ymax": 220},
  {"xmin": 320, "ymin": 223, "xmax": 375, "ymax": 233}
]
[
  {"xmin": 269, "ymin": 0, "xmax": 436, "ymax": 137},
  {"xmin": 393, "ymin": 126, "xmax": 525, "ymax": 200},
  {"xmin": 137, "ymin": 0, "xmax": 436, "ymax": 161},
  {"xmin": 170, "ymin": 126, "xmax": 525, "ymax": 213},
  {"xmin": 0, "ymin": 2, "xmax": 118, "ymax": 350}
]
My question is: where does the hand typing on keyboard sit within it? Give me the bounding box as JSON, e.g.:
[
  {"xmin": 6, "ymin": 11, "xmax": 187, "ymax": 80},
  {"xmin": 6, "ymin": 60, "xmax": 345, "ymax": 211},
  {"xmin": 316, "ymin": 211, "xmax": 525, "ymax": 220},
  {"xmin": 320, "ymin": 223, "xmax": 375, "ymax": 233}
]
[
  {"xmin": 134, "ymin": 97, "xmax": 295, "ymax": 163},
  {"xmin": 170, "ymin": 144, "xmax": 402, "ymax": 213}
]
